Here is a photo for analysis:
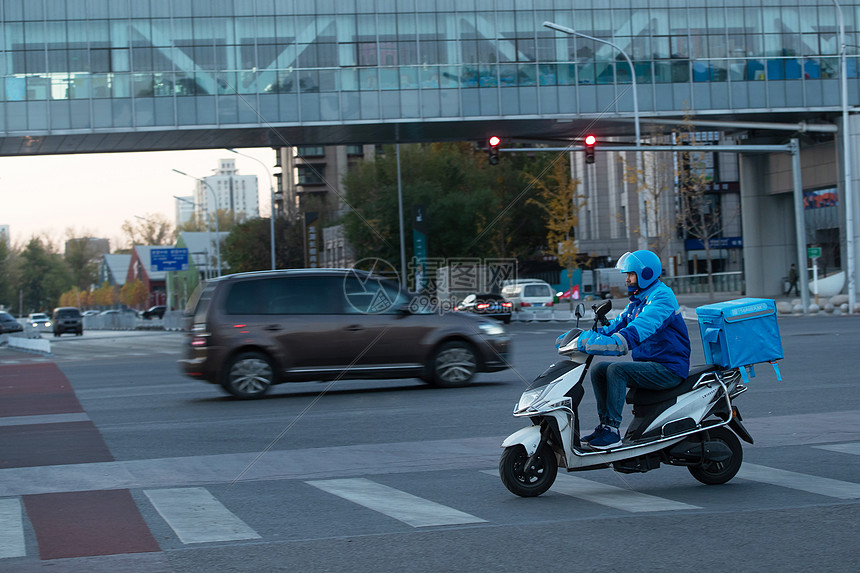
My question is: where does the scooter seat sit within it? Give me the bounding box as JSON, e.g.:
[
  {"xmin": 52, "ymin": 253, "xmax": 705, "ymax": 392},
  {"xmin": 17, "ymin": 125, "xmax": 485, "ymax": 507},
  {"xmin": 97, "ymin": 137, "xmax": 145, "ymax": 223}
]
[{"xmin": 626, "ymin": 364, "xmax": 719, "ymax": 406}]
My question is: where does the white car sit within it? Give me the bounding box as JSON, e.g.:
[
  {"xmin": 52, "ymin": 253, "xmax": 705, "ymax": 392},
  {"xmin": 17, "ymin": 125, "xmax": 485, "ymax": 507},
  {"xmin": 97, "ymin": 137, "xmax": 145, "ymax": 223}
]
[
  {"xmin": 500, "ymin": 279, "xmax": 556, "ymax": 311},
  {"xmin": 27, "ymin": 312, "xmax": 52, "ymax": 332}
]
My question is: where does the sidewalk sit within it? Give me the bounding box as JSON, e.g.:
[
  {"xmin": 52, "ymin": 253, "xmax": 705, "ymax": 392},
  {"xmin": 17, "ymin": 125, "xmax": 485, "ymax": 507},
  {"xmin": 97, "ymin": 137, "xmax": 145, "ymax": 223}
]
[{"xmin": 513, "ymin": 291, "xmax": 857, "ymax": 323}]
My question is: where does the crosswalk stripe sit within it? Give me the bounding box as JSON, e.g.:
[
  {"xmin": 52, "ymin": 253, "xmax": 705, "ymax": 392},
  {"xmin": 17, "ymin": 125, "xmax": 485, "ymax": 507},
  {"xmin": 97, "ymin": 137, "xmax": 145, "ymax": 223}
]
[
  {"xmin": 143, "ymin": 487, "xmax": 261, "ymax": 544},
  {"xmin": 306, "ymin": 478, "xmax": 487, "ymax": 527},
  {"xmin": 550, "ymin": 474, "xmax": 701, "ymax": 512},
  {"xmin": 0, "ymin": 498, "xmax": 26, "ymax": 559},
  {"xmin": 481, "ymin": 470, "xmax": 699, "ymax": 512},
  {"xmin": 813, "ymin": 442, "xmax": 860, "ymax": 456},
  {"xmin": 738, "ymin": 463, "xmax": 860, "ymax": 499}
]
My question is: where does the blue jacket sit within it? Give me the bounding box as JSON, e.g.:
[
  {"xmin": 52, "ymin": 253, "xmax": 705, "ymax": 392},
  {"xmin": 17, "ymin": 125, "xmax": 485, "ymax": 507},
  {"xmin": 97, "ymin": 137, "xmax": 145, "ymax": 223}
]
[{"xmin": 600, "ymin": 280, "xmax": 691, "ymax": 379}]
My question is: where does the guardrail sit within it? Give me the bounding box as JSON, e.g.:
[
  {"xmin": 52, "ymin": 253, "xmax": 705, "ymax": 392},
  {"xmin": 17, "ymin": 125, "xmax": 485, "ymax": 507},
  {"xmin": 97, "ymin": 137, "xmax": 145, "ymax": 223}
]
[
  {"xmin": 662, "ymin": 272, "xmax": 744, "ymax": 294},
  {"xmin": 82, "ymin": 311, "xmax": 185, "ymax": 332}
]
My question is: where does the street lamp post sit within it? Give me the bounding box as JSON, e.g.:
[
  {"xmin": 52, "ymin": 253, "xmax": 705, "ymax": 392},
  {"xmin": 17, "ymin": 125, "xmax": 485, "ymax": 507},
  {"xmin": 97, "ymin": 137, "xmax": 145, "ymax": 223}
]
[
  {"xmin": 544, "ymin": 21, "xmax": 648, "ymax": 251},
  {"xmin": 173, "ymin": 169, "xmax": 221, "ymax": 277},
  {"xmin": 226, "ymin": 148, "xmax": 277, "ymax": 270},
  {"xmin": 833, "ymin": 0, "xmax": 856, "ymax": 313}
]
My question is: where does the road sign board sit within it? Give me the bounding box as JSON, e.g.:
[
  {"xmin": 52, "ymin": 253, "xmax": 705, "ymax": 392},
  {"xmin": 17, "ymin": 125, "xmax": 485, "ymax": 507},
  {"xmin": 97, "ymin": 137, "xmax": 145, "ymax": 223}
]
[
  {"xmin": 807, "ymin": 247, "xmax": 822, "ymax": 259},
  {"xmin": 151, "ymin": 248, "xmax": 189, "ymax": 271}
]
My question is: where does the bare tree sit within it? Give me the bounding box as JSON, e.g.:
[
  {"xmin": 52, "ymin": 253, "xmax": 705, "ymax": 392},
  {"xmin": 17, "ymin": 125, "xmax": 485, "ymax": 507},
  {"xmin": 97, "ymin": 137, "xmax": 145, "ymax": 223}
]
[
  {"xmin": 619, "ymin": 126, "xmax": 679, "ymax": 261},
  {"xmin": 675, "ymin": 118, "xmax": 726, "ymax": 302},
  {"xmin": 121, "ymin": 213, "xmax": 174, "ymax": 246}
]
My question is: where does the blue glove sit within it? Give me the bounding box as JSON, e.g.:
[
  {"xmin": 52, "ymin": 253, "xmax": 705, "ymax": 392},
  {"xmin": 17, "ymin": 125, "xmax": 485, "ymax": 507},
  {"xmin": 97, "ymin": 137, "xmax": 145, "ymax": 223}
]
[{"xmin": 576, "ymin": 331, "xmax": 629, "ymax": 356}]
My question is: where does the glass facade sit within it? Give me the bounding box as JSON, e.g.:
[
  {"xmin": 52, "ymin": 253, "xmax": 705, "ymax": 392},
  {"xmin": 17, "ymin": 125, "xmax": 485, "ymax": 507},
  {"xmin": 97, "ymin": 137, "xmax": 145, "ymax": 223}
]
[{"xmin": 1, "ymin": 0, "xmax": 857, "ymax": 135}]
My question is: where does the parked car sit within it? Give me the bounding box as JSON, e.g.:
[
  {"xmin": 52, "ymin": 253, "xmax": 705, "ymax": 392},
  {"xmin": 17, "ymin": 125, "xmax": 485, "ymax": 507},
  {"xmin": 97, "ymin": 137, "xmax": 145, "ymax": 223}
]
[
  {"xmin": 27, "ymin": 313, "xmax": 52, "ymax": 332},
  {"xmin": 500, "ymin": 279, "xmax": 555, "ymax": 311},
  {"xmin": 100, "ymin": 308, "xmax": 139, "ymax": 317},
  {"xmin": 142, "ymin": 305, "xmax": 167, "ymax": 320},
  {"xmin": 0, "ymin": 311, "xmax": 23, "ymax": 334},
  {"xmin": 456, "ymin": 293, "xmax": 513, "ymax": 324},
  {"xmin": 180, "ymin": 268, "xmax": 511, "ymax": 399},
  {"xmin": 51, "ymin": 306, "xmax": 83, "ymax": 336}
]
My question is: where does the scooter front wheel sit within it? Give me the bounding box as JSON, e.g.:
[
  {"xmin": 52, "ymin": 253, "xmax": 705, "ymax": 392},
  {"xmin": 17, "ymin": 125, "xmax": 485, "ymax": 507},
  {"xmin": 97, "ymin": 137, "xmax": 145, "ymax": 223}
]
[{"xmin": 499, "ymin": 443, "xmax": 558, "ymax": 497}]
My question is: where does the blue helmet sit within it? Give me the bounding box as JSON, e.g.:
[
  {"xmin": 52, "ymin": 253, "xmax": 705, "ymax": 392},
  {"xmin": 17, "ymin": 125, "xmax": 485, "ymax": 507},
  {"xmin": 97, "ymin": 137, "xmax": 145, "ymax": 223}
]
[{"xmin": 615, "ymin": 250, "xmax": 662, "ymax": 289}]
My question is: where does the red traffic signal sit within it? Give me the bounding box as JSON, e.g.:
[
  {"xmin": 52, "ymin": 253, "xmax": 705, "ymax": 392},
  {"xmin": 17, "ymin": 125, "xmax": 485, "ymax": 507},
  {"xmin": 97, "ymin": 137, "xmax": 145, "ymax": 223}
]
[
  {"xmin": 487, "ymin": 136, "xmax": 501, "ymax": 165},
  {"xmin": 584, "ymin": 134, "xmax": 596, "ymax": 164}
]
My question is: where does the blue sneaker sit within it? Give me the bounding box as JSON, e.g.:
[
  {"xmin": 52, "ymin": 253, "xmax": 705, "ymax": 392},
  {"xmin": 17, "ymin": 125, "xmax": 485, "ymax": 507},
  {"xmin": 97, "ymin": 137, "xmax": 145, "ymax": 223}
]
[
  {"xmin": 588, "ymin": 426, "xmax": 621, "ymax": 450},
  {"xmin": 582, "ymin": 425, "xmax": 604, "ymax": 443}
]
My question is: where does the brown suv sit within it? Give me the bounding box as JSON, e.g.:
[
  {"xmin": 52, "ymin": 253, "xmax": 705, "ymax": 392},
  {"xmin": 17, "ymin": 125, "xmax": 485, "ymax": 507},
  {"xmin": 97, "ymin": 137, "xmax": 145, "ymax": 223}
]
[
  {"xmin": 179, "ymin": 269, "xmax": 511, "ymax": 399},
  {"xmin": 51, "ymin": 307, "xmax": 83, "ymax": 336}
]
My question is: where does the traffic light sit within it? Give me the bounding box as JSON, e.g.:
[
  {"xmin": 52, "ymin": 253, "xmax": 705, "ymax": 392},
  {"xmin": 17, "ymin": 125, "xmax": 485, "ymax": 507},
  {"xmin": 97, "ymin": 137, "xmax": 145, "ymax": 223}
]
[
  {"xmin": 584, "ymin": 134, "xmax": 596, "ymax": 164},
  {"xmin": 487, "ymin": 136, "xmax": 501, "ymax": 165}
]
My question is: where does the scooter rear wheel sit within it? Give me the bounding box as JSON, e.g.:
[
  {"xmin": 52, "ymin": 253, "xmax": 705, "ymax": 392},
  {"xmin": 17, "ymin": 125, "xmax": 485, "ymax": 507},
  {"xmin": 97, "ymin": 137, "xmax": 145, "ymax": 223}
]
[
  {"xmin": 688, "ymin": 427, "xmax": 743, "ymax": 485},
  {"xmin": 499, "ymin": 443, "xmax": 558, "ymax": 497}
]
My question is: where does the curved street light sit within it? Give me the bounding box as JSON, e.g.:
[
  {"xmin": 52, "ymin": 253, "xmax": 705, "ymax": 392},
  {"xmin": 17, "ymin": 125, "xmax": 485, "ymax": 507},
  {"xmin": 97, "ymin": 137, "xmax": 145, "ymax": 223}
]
[
  {"xmin": 172, "ymin": 169, "xmax": 221, "ymax": 277},
  {"xmin": 544, "ymin": 21, "xmax": 647, "ymax": 251},
  {"xmin": 226, "ymin": 148, "xmax": 277, "ymax": 270}
]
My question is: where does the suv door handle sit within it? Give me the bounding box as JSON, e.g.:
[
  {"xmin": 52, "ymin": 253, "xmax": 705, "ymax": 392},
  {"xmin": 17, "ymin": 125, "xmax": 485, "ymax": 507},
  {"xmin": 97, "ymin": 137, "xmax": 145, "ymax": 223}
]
[
  {"xmin": 264, "ymin": 324, "xmax": 282, "ymax": 332},
  {"xmin": 346, "ymin": 324, "xmax": 364, "ymax": 332}
]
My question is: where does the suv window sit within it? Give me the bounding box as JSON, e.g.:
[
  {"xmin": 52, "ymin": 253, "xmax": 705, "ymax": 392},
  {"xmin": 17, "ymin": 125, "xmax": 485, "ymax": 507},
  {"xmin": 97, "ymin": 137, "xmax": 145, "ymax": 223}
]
[
  {"xmin": 343, "ymin": 276, "xmax": 410, "ymax": 314},
  {"xmin": 523, "ymin": 284, "xmax": 551, "ymax": 297},
  {"xmin": 55, "ymin": 308, "xmax": 81, "ymax": 318},
  {"xmin": 225, "ymin": 277, "xmax": 340, "ymax": 315}
]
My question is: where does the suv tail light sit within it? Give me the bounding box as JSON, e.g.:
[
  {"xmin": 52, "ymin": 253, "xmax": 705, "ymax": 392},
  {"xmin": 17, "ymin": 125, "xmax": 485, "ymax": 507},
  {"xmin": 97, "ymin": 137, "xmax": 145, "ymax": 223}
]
[
  {"xmin": 190, "ymin": 323, "xmax": 209, "ymax": 347},
  {"xmin": 521, "ymin": 302, "xmax": 530, "ymax": 307}
]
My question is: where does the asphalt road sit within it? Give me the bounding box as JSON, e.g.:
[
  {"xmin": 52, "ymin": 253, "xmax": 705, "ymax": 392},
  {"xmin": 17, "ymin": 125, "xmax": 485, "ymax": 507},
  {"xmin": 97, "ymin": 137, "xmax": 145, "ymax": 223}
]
[{"xmin": 0, "ymin": 314, "xmax": 858, "ymax": 572}]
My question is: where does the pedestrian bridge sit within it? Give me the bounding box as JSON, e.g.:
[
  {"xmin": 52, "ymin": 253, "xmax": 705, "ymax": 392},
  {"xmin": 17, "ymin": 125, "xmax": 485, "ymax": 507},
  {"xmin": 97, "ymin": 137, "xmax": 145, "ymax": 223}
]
[{"xmin": 1, "ymin": 2, "xmax": 856, "ymax": 155}]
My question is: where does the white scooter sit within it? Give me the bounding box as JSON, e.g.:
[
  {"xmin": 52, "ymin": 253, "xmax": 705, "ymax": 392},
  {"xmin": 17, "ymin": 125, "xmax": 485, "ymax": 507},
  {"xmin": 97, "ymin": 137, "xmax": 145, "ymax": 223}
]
[{"xmin": 499, "ymin": 300, "xmax": 753, "ymax": 497}]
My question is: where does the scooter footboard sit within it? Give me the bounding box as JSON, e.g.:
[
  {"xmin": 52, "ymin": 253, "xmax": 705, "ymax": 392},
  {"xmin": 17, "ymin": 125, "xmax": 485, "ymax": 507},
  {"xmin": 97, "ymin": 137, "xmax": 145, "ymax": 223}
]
[{"xmin": 501, "ymin": 426, "xmax": 542, "ymax": 456}]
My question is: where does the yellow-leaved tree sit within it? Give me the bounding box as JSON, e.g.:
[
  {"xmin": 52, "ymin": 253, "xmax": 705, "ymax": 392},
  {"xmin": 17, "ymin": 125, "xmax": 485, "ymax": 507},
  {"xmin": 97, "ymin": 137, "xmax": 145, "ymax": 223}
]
[
  {"xmin": 120, "ymin": 279, "xmax": 148, "ymax": 309},
  {"xmin": 525, "ymin": 158, "xmax": 587, "ymax": 310}
]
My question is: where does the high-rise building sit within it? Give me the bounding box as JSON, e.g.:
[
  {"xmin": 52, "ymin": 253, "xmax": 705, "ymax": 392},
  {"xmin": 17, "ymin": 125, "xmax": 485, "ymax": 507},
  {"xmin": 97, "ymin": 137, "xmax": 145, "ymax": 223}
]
[
  {"xmin": 194, "ymin": 159, "xmax": 259, "ymax": 225},
  {"xmin": 174, "ymin": 196, "xmax": 196, "ymax": 230}
]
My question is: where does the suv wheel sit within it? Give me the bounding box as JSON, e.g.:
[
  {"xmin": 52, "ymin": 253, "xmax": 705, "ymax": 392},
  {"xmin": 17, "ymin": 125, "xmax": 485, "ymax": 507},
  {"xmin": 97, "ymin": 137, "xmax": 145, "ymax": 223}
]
[
  {"xmin": 221, "ymin": 352, "xmax": 275, "ymax": 399},
  {"xmin": 430, "ymin": 341, "xmax": 477, "ymax": 387}
]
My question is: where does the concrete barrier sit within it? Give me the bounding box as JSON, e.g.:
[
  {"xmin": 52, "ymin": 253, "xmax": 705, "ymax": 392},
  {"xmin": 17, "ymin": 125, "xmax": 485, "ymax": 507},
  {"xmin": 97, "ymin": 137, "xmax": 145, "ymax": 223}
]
[{"xmin": 7, "ymin": 335, "xmax": 51, "ymax": 354}]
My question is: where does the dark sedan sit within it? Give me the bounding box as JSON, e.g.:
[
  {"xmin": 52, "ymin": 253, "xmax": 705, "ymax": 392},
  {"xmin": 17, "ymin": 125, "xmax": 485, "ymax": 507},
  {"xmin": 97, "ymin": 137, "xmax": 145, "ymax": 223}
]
[
  {"xmin": 142, "ymin": 305, "xmax": 167, "ymax": 319},
  {"xmin": 0, "ymin": 311, "xmax": 24, "ymax": 334},
  {"xmin": 456, "ymin": 293, "xmax": 513, "ymax": 324}
]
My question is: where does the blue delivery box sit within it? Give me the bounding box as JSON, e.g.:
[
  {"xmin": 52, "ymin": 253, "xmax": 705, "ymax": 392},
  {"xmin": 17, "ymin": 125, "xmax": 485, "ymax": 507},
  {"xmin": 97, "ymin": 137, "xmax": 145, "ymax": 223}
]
[{"xmin": 696, "ymin": 298, "xmax": 783, "ymax": 370}]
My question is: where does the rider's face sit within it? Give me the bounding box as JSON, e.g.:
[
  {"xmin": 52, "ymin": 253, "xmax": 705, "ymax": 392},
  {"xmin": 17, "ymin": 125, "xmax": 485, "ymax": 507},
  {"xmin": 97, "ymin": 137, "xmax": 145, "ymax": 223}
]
[{"xmin": 626, "ymin": 272, "xmax": 639, "ymax": 289}]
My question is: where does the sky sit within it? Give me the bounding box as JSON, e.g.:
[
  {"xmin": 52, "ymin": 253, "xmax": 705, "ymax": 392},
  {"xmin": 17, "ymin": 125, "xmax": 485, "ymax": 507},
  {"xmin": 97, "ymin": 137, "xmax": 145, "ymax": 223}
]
[{"xmin": 0, "ymin": 147, "xmax": 277, "ymax": 253}]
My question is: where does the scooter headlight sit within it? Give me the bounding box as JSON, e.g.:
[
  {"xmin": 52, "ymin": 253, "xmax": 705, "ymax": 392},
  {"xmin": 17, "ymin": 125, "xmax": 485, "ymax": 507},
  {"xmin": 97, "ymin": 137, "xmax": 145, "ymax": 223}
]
[{"xmin": 515, "ymin": 384, "xmax": 551, "ymax": 413}]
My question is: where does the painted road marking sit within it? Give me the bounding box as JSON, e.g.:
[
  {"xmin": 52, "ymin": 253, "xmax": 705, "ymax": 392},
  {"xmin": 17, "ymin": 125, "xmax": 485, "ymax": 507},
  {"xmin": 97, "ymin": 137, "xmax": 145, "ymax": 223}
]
[
  {"xmin": 306, "ymin": 478, "xmax": 487, "ymax": 527},
  {"xmin": 738, "ymin": 463, "xmax": 860, "ymax": 499},
  {"xmin": 0, "ymin": 498, "xmax": 26, "ymax": 559},
  {"xmin": 813, "ymin": 442, "xmax": 860, "ymax": 456},
  {"xmin": 144, "ymin": 487, "xmax": 261, "ymax": 544},
  {"xmin": 481, "ymin": 470, "xmax": 699, "ymax": 512},
  {"xmin": 0, "ymin": 412, "xmax": 90, "ymax": 427},
  {"xmin": 551, "ymin": 474, "xmax": 701, "ymax": 511}
]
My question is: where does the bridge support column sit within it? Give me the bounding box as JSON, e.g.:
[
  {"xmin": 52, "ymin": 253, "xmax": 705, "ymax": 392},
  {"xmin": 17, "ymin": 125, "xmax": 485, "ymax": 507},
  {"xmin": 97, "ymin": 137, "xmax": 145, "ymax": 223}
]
[{"xmin": 739, "ymin": 154, "xmax": 796, "ymax": 298}]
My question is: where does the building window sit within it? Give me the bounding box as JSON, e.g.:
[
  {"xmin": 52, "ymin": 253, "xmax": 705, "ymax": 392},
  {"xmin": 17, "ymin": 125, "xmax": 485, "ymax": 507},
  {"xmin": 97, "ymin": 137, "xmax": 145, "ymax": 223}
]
[
  {"xmin": 296, "ymin": 164, "xmax": 326, "ymax": 185},
  {"xmin": 296, "ymin": 146, "xmax": 325, "ymax": 157}
]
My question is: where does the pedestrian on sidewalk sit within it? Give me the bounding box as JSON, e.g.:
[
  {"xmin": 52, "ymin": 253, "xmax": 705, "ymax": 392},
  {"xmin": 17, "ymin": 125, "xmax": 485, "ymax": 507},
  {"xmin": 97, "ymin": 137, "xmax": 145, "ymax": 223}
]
[{"xmin": 786, "ymin": 263, "xmax": 799, "ymax": 296}]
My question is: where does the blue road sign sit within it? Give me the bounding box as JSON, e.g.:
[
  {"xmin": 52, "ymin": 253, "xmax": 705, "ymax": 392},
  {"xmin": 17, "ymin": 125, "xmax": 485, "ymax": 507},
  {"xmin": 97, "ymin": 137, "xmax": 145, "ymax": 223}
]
[{"xmin": 150, "ymin": 248, "xmax": 189, "ymax": 272}]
